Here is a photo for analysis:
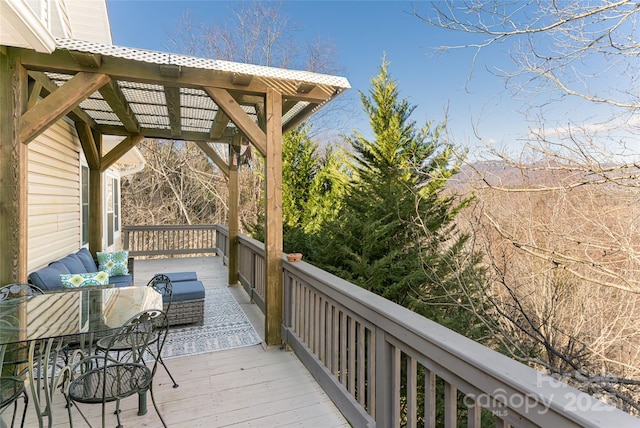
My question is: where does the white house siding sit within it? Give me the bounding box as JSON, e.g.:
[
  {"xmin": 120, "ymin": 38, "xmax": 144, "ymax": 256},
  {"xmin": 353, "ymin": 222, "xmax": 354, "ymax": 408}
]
[
  {"xmin": 27, "ymin": 118, "xmax": 81, "ymax": 271},
  {"xmin": 65, "ymin": 0, "xmax": 112, "ymax": 44}
]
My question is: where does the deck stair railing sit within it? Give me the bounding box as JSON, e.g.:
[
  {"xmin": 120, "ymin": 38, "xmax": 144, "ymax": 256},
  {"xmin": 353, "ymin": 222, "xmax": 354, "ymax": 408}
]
[
  {"xmin": 215, "ymin": 225, "xmax": 639, "ymax": 427},
  {"xmin": 123, "ymin": 225, "xmax": 217, "ymax": 257}
]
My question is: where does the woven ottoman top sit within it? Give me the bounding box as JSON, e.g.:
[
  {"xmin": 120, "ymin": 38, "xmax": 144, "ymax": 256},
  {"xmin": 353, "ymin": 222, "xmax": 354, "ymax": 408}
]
[{"xmin": 170, "ymin": 280, "xmax": 205, "ymax": 302}]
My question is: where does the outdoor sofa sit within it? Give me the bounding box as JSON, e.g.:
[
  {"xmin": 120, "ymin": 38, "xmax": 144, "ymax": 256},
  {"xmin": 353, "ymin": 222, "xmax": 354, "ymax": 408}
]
[{"xmin": 28, "ymin": 248, "xmax": 134, "ymax": 292}]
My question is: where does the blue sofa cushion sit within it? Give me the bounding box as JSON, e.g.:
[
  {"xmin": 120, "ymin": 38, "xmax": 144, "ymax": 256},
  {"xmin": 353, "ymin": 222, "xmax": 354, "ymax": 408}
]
[
  {"xmin": 76, "ymin": 248, "xmax": 98, "ymax": 272},
  {"xmin": 97, "ymin": 250, "xmax": 129, "ymax": 276},
  {"xmin": 60, "ymin": 271, "xmax": 110, "ymax": 288},
  {"xmin": 157, "ymin": 272, "xmax": 198, "ymax": 283},
  {"xmin": 108, "ymin": 274, "xmax": 133, "ymax": 288},
  {"xmin": 58, "ymin": 254, "xmax": 87, "ymax": 274},
  {"xmin": 28, "ymin": 261, "xmax": 70, "ymax": 291},
  {"xmin": 169, "ymin": 280, "xmax": 205, "ymax": 303}
]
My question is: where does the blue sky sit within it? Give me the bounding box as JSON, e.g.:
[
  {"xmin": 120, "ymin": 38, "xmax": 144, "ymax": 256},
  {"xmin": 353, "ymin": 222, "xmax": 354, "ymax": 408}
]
[{"xmin": 106, "ymin": 1, "xmax": 533, "ymax": 153}]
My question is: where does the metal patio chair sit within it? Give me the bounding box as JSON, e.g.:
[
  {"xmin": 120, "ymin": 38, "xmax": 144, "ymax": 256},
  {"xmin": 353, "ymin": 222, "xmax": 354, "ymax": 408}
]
[
  {"xmin": 0, "ymin": 376, "xmax": 28, "ymax": 428},
  {"xmin": 64, "ymin": 309, "xmax": 169, "ymax": 428},
  {"xmin": 95, "ymin": 274, "xmax": 178, "ymax": 388},
  {"xmin": 0, "ymin": 283, "xmax": 45, "ymax": 377}
]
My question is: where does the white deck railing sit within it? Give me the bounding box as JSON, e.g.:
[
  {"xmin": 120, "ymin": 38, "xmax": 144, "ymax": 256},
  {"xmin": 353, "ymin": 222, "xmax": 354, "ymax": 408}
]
[
  {"xmin": 123, "ymin": 225, "xmax": 217, "ymax": 257},
  {"xmin": 216, "ymin": 225, "xmax": 638, "ymax": 427}
]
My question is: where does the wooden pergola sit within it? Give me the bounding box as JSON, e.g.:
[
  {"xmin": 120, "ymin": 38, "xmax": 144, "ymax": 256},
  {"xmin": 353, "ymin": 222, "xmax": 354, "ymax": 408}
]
[{"xmin": 0, "ymin": 39, "xmax": 349, "ymax": 346}]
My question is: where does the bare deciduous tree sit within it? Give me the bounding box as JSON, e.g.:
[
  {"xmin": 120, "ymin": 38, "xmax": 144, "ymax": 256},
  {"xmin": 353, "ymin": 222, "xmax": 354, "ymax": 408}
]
[
  {"xmin": 123, "ymin": 1, "xmax": 347, "ymax": 234},
  {"xmin": 412, "ymin": 1, "xmax": 640, "ymax": 414}
]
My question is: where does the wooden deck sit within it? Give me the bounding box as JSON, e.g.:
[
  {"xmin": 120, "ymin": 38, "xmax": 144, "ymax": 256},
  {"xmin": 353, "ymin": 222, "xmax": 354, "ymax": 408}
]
[{"xmin": 18, "ymin": 256, "xmax": 349, "ymax": 428}]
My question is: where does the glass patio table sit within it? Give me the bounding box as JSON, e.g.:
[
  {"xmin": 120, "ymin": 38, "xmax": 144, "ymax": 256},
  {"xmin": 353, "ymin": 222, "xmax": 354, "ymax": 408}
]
[{"xmin": 0, "ymin": 285, "xmax": 162, "ymax": 428}]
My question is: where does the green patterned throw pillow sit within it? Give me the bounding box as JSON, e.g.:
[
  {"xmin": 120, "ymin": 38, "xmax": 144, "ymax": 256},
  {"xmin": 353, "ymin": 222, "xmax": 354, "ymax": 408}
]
[
  {"xmin": 60, "ymin": 271, "xmax": 110, "ymax": 288},
  {"xmin": 97, "ymin": 250, "xmax": 129, "ymax": 276}
]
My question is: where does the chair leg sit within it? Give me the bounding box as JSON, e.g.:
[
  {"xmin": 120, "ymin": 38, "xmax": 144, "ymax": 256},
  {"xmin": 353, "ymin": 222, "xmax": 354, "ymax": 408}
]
[
  {"xmin": 10, "ymin": 399, "xmax": 18, "ymax": 428},
  {"xmin": 137, "ymin": 390, "xmax": 147, "ymax": 416},
  {"xmin": 149, "ymin": 383, "xmax": 167, "ymax": 428},
  {"xmin": 18, "ymin": 390, "xmax": 28, "ymax": 428},
  {"xmin": 115, "ymin": 400, "xmax": 123, "ymax": 428},
  {"xmin": 64, "ymin": 394, "xmax": 75, "ymax": 428},
  {"xmin": 158, "ymin": 356, "xmax": 179, "ymax": 388}
]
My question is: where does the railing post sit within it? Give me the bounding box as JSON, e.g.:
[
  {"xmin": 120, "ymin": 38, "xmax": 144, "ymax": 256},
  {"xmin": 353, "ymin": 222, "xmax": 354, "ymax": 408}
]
[{"xmin": 123, "ymin": 226, "xmax": 130, "ymax": 251}]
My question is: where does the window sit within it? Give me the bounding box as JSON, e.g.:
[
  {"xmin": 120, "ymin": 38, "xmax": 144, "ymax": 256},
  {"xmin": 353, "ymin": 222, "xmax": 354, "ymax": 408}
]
[
  {"xmin": 114, "ymin": 178, "xmax": 120, "ymax": 233},
  {"xmin": 106, "ymin": 177, "xmax": 114, "ymax": 247},
  {"xmin": 106, "ymin": 176, "xmax": 120, "ymax": 248}
]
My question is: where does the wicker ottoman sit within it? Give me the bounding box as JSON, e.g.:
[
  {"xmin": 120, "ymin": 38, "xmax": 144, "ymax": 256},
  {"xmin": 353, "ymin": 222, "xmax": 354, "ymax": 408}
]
[{"xmin": 160, "ymin": 275, "xmax": 205, "ymax": 327}]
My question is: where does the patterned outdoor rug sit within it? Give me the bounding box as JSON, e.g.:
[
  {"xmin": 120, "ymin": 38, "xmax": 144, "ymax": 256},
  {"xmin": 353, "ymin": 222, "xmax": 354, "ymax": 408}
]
[{"xmin": 161, "ymin": 286, "xmax": 262, "ymax": 359}]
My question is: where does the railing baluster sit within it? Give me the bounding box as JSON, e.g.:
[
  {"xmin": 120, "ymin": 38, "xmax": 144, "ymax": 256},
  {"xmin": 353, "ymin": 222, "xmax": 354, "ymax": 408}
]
[
  {"xmin": 348, "ymin": 316, "xmax": 356, "ymax": 395},
  {"xmin": 494, "ymin": 414, "xmax": 510, "ymax": 428},
  {"xmin": 391, "ymin": 346, "xmax": 401, "ymax": 428},
  {"xmin": 357, "ymin": 322, "xmax": 365, "ymax": 407},
  {"xmin": 467, "ymin": 400, "xmax": 481, "ymax": 428},
  {"xmin": 424, "ymin": 369, "xmax": 436, "ymax": 427},
  {"xmin": 314, "ymin": 293, "xmax": 320, "ymax": 355},
  {"xmin": 331, "ymin": 305, "xmax": 340, "ymax": 377},
  {"xmin": 444, "ymin": 382, "xmax": 457, "ymax": 428},
  {"xmin": 340, "ymin": 311, "xmax": 347, "ymax": 386},
  {"xmin": 307, "ymin": 288, "xmax": 314, "ymax": 349},
  {"xmin": 406, "ymin": 355, "xmax": 417, "ymax": 428},
  {"xmin": 368, "ymin": 327, "xmax": 375, "ymax": 417},
  {"xmin": 319, "ymin": 296, "xmax": 326, "ymax": 365},
  {"xmin": 303, "ymin": 286, "xmax": 310, "ymax": 345}
]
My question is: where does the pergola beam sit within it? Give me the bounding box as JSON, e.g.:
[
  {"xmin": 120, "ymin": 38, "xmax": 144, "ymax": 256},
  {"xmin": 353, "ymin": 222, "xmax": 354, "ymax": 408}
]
[
  {"xmin": 75, "ymin": 122, "xmax": 100, "ymax": 170},
  {"xmin": 98, "ymin": 125, "xmax": 216, "ymax": 143},
  {"xmin": 283, "ymin": 102, "xmax": 321, "ymax": 134},
  {"xmin": 28, "ymin": 70, "xmax": 98, "ymax": 129},
  {"xmin": 69, "ymin": 51, "xmax": 102, "ymax": 68},
  {"xmin": 164, "ymin": 86, "xmax": 182, "ymax": 138},
  {"xmin": 204, "ymin": 86, "xmax": 267, "ymax": 156},
  {"xmin": 27, "ymin": 78, "xmax": 42, "ymax": 109},
  {"xmin": 21, "ymin": 71, "xmax": 110, "ymax": 144},
  {"xmin": 101, "ymin": 134, "xmax": 144, "ymax": 172},
  {"xmin": 195, "ymin": 141, "xmax": 229, "ymax": 177},
  {"xmin": 99, "ymin": 80, "xmax": 140, "ymax": 133},
  {"xmin": 210, "ymin": 110, "xmax": 230, "ymax": 140}
]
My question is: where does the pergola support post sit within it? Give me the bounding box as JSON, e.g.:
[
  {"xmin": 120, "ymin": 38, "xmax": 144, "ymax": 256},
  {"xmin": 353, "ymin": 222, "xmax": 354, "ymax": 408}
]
[
  {"xmin": 88, "ymin": 132, "xmax": 103, "ymax": 257},
  {"xmin": 264, "ymin": 87, "xmax": 283, "ymax": 346},
  {"xmin": 228, "ymin": 135, "xmax": 241, "ymax": 286},
  {"xmin": 0, "ymin": 49, "xmax": 28, "ymax": 284}
]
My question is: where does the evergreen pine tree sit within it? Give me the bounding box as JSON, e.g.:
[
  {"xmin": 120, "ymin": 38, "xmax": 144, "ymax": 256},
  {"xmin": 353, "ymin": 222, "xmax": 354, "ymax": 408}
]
[
  {"xmin": 248, "ymin": 124, "xmax": 347, "ymax": 258},
  {"xmin": 318, "ymin": 58, "xmax": 487, "ymax": 337}
]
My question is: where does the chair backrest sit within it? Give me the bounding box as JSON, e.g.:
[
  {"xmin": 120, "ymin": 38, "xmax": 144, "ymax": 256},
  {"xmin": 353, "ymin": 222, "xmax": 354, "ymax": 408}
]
[
  {"xmin": 0, "ymin": 316, "xmax": 23, "ymax": 369},
  {"xmin": 105, "ymin": 309, "xmax": 169, "ymax": 373},
  {"xmin": 0, "ymin": 283, "xmax": 44, "ymax": 301},
  {"xmin": 146, "ymin": 274, "xmax": 173, "ymax": 309}
]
